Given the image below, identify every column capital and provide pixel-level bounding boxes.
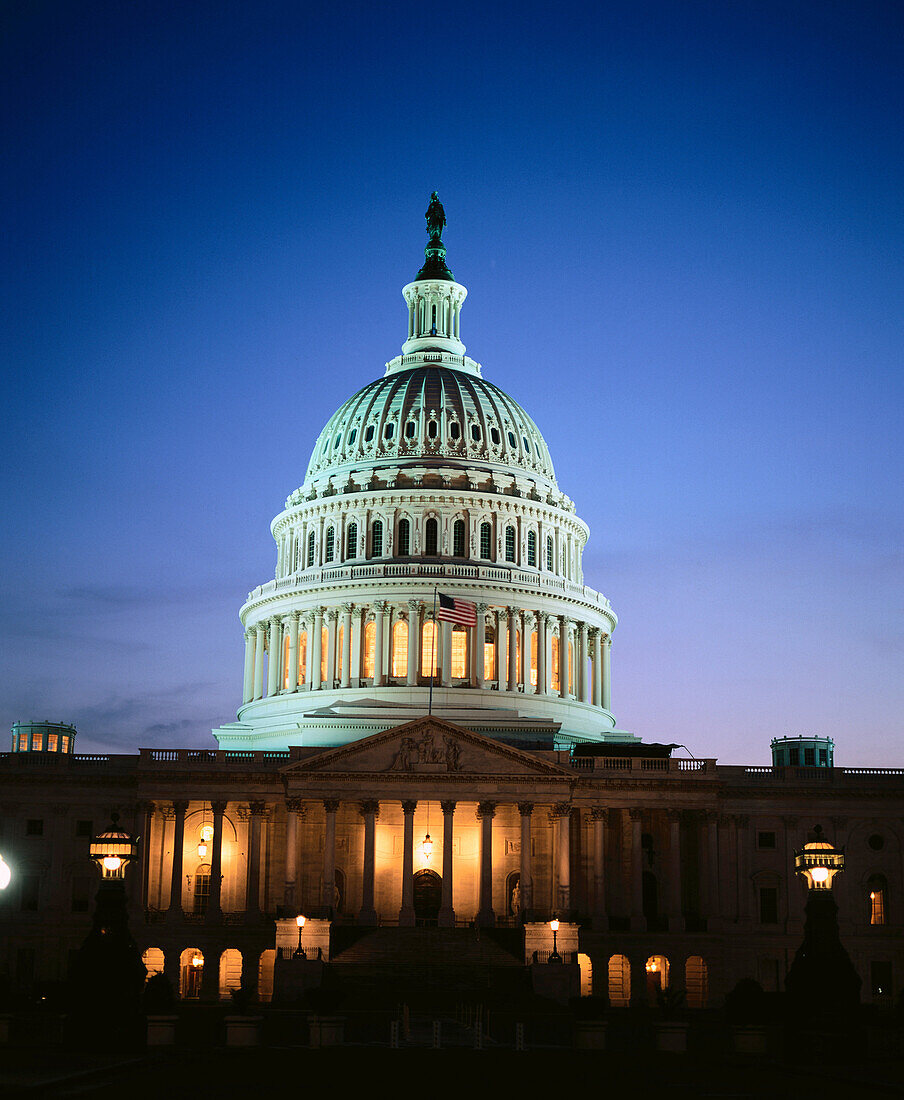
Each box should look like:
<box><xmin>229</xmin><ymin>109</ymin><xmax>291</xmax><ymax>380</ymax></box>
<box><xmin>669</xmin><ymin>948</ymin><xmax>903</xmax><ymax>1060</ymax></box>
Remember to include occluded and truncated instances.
<box><xmin>506</xmin><ymin>605</ymin><xmax>519</xmax><ymax>618</ymax></box>
<box><xmin>590</xmin><ymin>806</ymin><xmax>609</xmax><ymax>822</ymax></box>
<box><xmin>359</xmin><ymin>799</ymin><xmax>380</xmax><ymax>817</ymax></box>
<box><xmin>323</xmin><ymin>798</ymin><xmax>340</xmax><ymax>814</ymax></box>
<box><xmin>407</xmin><ymin>599</ymin><xmax>422</xmax><ymax>613</ymax></box>
<box><xmin>210</xmin><ymin>799</ymin><xmax>228</xmax><ymax>815</ymax></box>
<box><xmin>665</xmin><ymin>808</ymin><xmax>683</xmax><ymax>823</ymax></box>
<box><xmin>285</xmin><ymin>798</ymin><xmax>305</xmax><ymax>815</ymax></box>
<box><xmin>735</xmin><ymin>814</ymin><xmax>750</xmax><ymax>827</ymax></box>
<box><xmin>267</xmin><ymin>615</ymin><xmax>281</xmax><ymax>628</ymax></box>
<box><xmin>342</xmin><ymin>602</ymin><xmax>354</xmax><ymax>614</ymax></box>
<box><xmin>255</xmin><ymin>621</ymin><xmax>267</xmax><ymax>633</ymax></box>
<box><xmin>249</xmin><ymin>800</ymin><xmax>267</xmax><ymax>816</ymax></box>
<box><xmin>476</xmin><ymin>801</ymin><xmax>496</xmax><ymax>819</ymax></box>
<box><xmin>401</xmin><ymin>800</ymin><xmax>417</xmax><ymax>815</ymax></box>
<box><xmin>476</xmin><ymin>602</ymin><xmax>489</xmax><ymax>614</ymax></box>
<box><xmin>171</xmin><ymin>800</ymin><xmax>189</xmax><ymax>815</ymax></box>
<box><xmin>286</xmin><ymin>610</ymin><xmax>300</xmax><ymax>624</ymax></box>
<box><xmin>548</xmin><ymin>802</ymin><xmax>572</xmax><ymax>822</ymax></box>
<box><xmin>440</xmin><ymin>800</ymin><xmax>457</xmax><ymax>814</ymax></box>
<box><xmin>327</xmin><ymin>606</ymin><xmax>339</xmax><ymax>622</ymax></box>
<box><xmin>517</xmin><ymin>801</ymin><xmax>534</xmax><ymax>817</ymax></box>
<box><xmin>628</xmin><ymin>808</ymin><xmax>644</xmax><ymax>822</ymax></box>
<box><xmin>373</xmin><ymin>600</ymin><xmax>388</xmax><ymax>614</ymax></box>
<box><xmin>244</xmin><ymin>629</ymin><xmax>253</xmax><ymax>642</ymax></box>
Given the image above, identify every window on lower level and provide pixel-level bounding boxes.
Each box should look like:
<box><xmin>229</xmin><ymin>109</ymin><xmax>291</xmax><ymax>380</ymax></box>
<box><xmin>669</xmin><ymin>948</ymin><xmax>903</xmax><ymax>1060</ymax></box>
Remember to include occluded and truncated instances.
<box><xmin>505</xmin><ymin>526</ymin><xmax>516</xmax><ymax>563</ymax></box>
<box><xmin>398</xmin><ymin>518</ymin><xmax>410</xmax><ymax>556</ymax></box>
<box><xmin>75</xmin><ymin>820</ymin><xmax>93</xmax><ymax>838</ymax></box>
<box><xmin>453</xmin><ymin>520</ymin><xmax>465</xmax><ymax>558</ymax></box>
<box><xmin>371</xmin><ymin>520</ymin><xmax>383</xmax><ymax>558</ymax></box>
<box><xmin>20</xmin><ymin>875</ymin><xmax>39</xmax><ymax>911</ymax></box>
<box><xmin>26</xmin><ymin>819</ymin><xmax>43</xmax><ymax>836</ymax></box>
<box><xmin>757</xmin><ymin>831</ymin><xmax>776</xmax><ymax>850</ymax></box>
<box><xmin>71</xmin><ymin>876</ymin><xmax>92</xmax><ymax>913</ymax></box>
<box><xmin>527</xmin><ymin>531</ymin><xmax>537</xmax><ymax>567</ymax></box>
<box><xmin>868</xmin><ymin>875</ymin><xmax>887</xmax><ymax>925</ymax></box>
<box><xmin>759</xmin><ymin>886</ymin><xmax>779</xmax><ymax>925</ymax></box>
<box><xmin>480</xmin><ymin>522</ymin><xmax>492</xmax><ymax>559</ymax></box>
<box><xmin>871</xmin><ymin>961</ymin><xmax>892</xmax><ymax>998</ymax></box>
<box><xmin>425</xmin><ymin>518</ymin><xmax>438</xmax><ymax>556</ymax></box>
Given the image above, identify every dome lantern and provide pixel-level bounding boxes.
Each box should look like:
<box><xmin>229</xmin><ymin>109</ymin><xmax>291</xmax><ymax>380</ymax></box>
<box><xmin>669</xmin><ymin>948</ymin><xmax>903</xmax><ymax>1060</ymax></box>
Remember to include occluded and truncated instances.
<box><xmin>401</xmin><ymin>193</ymin><xmax>468</xmax><ymax>358</ymax></box>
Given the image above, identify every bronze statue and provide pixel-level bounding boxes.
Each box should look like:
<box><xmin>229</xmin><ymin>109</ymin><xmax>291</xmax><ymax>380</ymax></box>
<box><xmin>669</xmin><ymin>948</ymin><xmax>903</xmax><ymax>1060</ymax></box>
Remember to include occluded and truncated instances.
<box><xmin>425</xmin><ymin>191</ymin><xmax>446</xmax><ymax>240</ymax></box>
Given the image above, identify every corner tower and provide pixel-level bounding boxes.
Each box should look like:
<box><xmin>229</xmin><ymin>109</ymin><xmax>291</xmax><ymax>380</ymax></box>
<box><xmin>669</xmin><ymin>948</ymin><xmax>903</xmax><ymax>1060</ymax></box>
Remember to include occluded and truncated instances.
<box><xmin>213</xmin><ymin>197</ymin><xmax>633</xmax><ymax>752</ymax></box>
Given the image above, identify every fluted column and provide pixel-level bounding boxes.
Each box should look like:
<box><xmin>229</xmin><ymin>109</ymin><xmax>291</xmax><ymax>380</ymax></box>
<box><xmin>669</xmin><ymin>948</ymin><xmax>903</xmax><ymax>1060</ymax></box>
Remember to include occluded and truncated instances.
<box><xmin>536</xmin><ymin>614</ymin><xmax>548</xmax><ymax>694</ymax></box>
<box><xmin>551</xmin><ymin>803</ymin><xmax>571</xmax><ymax>913</ymax></box>
<box><xmin>477</xmin><ymin>802</ymin><xmax>496</xmax><ymax>926</ymax></box>
<box><xmin>506</xmin><ymin>608</ymin><xmax>518</xmax><ymax>691</ymax></box>
<box><xmin>325</xmin><ymin>608</ymin><xmax>338</xmax><ymax>687</ymax></box>
<box><xmin>311</xmin><ymin>608</ymin><xmax>324</xmax><ymax>690</ymax></box>
<box><xmin>558</xmin><ymin>618</ymin><xmax>571</xmax><ymax>699</ymax></box>
<box><xmin>439</xmin><ymin>800</ymin><xmax>456</xmax><ymax>927</ymax></box>
<box><xmin>340</xmin><ymin>604</ymin><xmax>352</xmax><ymax>687</ymax></box>
<box><xmin>242</xmin><ymin>630</ymin><xmax>255</xmax><ymax>703</ymax></box>
<box><xmin>373</xmin><ymin>601</ymin><xmax>386</xmax><ymax>686</ymax></box>
<box><xmin>205</xmin><ymin>800</ymin><xmax>227</xmax><ymax>922</ymax></box>
<box><xmin>302</xmin><ymin>614</ymin><xmax>313</xmax><ymax>689</ymax></box>
<box><xmin>283</xmin><ymin>798</ymin><xmax>303</xmax><ymax>909</ymax></box>
<box><xmin>601</xmin><ymin>634</ymin><xmax>612</xmax><ymax>711</ymax></box>
<box><xmin>267</xmin><ymin>617</ymin><xmax>281</xmax><ymax>697</ymax></box>
<box><xmin>253</xmin><ymin>624</ymin><xmax>266</xmax><ymax>700</ymax></box>
<box><xmin>440</xmin><ymin>620</ymin><xmax>452</xmax><ymax>686</ymax></box>
<box><xmin>473</xmin><ymin>603</ymin><xmax>488</xmax><ymax>687</ymax></box>
<box><xmin>736</xmin><ymin>814</ymin><xmax>752</xmax><ymax>928</ymax></box>
<box><xmin>286</xmin><ymin>612</ymin><xmax>300</xmax><ymax>692</ymax></box>
<box><xmin>578</xmin><ymin>623</ymin><xmax>589</xmax><ymax>703</ymax></box>
<box><xmin>590</xmin><ymin>627</ymin><xmax>602</xmax><ymax>707</ymax></box>
<box><xmin>628</xmin><ymin>809</ymin><xmax>645</xmax><ymax>931</ymax></box>
<box><xmin>321</xmin><ymin>799</ymin><xmax>339</xmax><ymax>912</ymax></box>
<box><xmin>701</xmin><ymin>811</ymin><xmax>720</xmax><ymax>930</ymax></box>
<box><xmin>518</xmin><ymin>802</ymin><xmax>533</xmax><ymax>918</ymax></box>
<box><xmin>521</xmin><ymin>611</ymin><xmax>532</xmax><ymax>692</ymax></box>
<box><xmin>351</xmin><ymin>607</ymin><xmax>365</xmax><ymax>684</ymax></box>
<box><xmin>399</xmin><ymin>800</ymin><xmax>417</xmax><ymax>926</ymax></box>
<box><xmin>406</xmin><ymin>601</ymin><xmax>421</xmax><ymax>685</ymax></box>
<box><xmin>359</xmin><ymin>800</ymin><xmax>379</xmax><ymax>925</ymax></box>
<box><xmin>166</xmin><ymin>800</ymin><xmax>188</xmax><ymax>918</ymax></box>
<box><xmin>666</xmin><ymin>809</ymin><xmax>684</xmax><ymax>931</ymax></box>
<box><xmin>591</xmin><ymin>807</ymin><xmax>608</xmax><ymax>930</ymax></box>
<box><xmin>245</xmin><ymin>801</ymin><xmax>265</xmax><ymax>920</ymax></box>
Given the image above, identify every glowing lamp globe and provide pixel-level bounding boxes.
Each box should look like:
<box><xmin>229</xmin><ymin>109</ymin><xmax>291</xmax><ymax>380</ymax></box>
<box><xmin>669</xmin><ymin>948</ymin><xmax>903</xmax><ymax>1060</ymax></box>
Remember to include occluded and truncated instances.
<box><xmin>0</xmin><ymin>853</ymin><xmax>11</xmax><ymax>890</ymax></box>
<box><xmin>88</xmin><ymin>813</ymin><xmax>139</xmax><ymax>880</ymax></box>
<box><xmin>794</xmin><ymin>824</ymin><xmax>844</xmax><ymax>891</ymax></box>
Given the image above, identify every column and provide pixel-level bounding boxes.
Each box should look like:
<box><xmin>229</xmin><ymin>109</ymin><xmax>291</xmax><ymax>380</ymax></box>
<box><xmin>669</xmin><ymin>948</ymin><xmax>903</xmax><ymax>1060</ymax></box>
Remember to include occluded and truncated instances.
<box><xmin>536</xmin><ymin>614</ymin><xmax>548</xmax><ymax>695</ymax></box>
<box><xmin>473</xmin><ymin>603</ymin><xmax>488</xmax><ymax>688</ymax></box>
<box><xmin>242</xmin><ymin>631</ymin><xmax>255</xmax><ymax>703</ymax></box>
<box><xmin>628</xmin><ymin>809</ymin><xmax>645</xmax><ymax>931</ymax></box>
<box><xmin>578</xmin><ymin>623</ymin><xmax>590</xmax><ymax>704</ymax></box>
<box><xmin>666</xmin><ymin>809</ymin><xmax>684</xmax><ymax>931</ymax></box>
<box><xmin>591</xmin><ymin>807</ymin><xmax>608</xmax><ymax>930</ymax></box>
<box><xmin>302</xmin><ymin>614</ymin><xmax>314</xmax><ymax>689</ymax></box>
<box><xmin>311</xmin><ymin>608</ymin><xmax>324</xmax><ymax>690</ymax></box>
<box><xmin>590</xmin><ymin>627</ymin><xmax>602</xmax><ymax>708</ymax></box>
<box><xmin>736</xmin><ymin>815</ymin><xmax>752</xmax><ymax>928</ymax></box>
<box><xmin>285</xmin><ymin>612</ymin><xmax>300</xmax><ymax>692</ymax></box>
<box><xmin>440</xmin><ymin>620</ymin><xmax>452</xmax><ymax>686</ymax></box>
<box><xmin>558</xmin><ymin>618</ymin><xmax>571</xmax><ymax>699</ymax></box>
<box><xmin>138</xmin><ymin>802</ymin><xmax>155</xmax><ymax>910</ymax></box>
<box><xmin>521</xmin><ymin>611</ymin><xmax>532</xmax><ymax>692</ymax></box>
<box><xmin>507</xmin><ymin>608</ymin><xmax>518</xmax><ymax>692</ymax></box>
<box><xmin>253</xmin><ymin>623</ymin><xmax>266</xmax><ymax>700</ymax></box>
<box><xmin>245</xmin><ymin>801</ymin><xmax>265</xmax><ymax>921</ymax></box>
<box><xmin>325</xmin><ymin>608</ymin><xmax>338</xmax><ymax>687</ymax></box>
<box><xmin>266</xmin><ymin>617</ymin><xmax>281</xmax><ymax>697</ymax></box>
<box><xmin>359</xmin><ymin>800</ymin><xmax>379</xmax><ymax>925</ymax></box>
<box><xmin>476</xmin><ymin>802</ymin><xmax>496</xmax><ymax>926</ymax></box>
<box><xmin>399</xmin><ymin>800</ymin><xmax>416</xmax><ymax>926</ymax></box>
<box><xmin>493</xmin><ymin>608</ymin><xmax>505</xmax><ymax>690</ymax></box>
<box><xmin>340</xmin><ymin>604</ymin><xmax>352</xmax><ymax>688</ymax></box>
<box><xmin>601</xmin><ymin>634</ymin><xmax>612</xmax><ymax>711</ymax></box>
<box><xmin>206</xmin><ymin>800</ymin><xmax>227</xmax><ymax>922</ymax></box>
<box><xmin>284</xmin><ymin>798</ymin><xmax>303</xmax><ymax>909</ymax></box>
<box><xmin>372</xmin><ymin>601</ymin><xmax>386</xmax><ymax>686</ymax></box>
<box><xmin>406</xmin><ymin>601</ymin><xmax>421</xmax><ymax>685</ymax></box>
<box><xmin>518</xmin><ymin>802</ymin><xmax>533</xmax><ymax>918</ymax></box>
<box><xmin>700</xmin><ymin>811</ymin><xmax>720</xmax><ymax>931</ymax></box>
<box><xmin>166</xmin><ymin>800</ymin><xmax>188</xmax><ymax>918</ymax></box>
<box><xmin>439</xmin><ymin>800</ymin><xmax>456</xmax><ymax>927</ymax></box>
<box><xmin>551</xmin><ymin>803</ymin><xmax>571</xmax><ymax>913</ymax></box>
<box><xmin>321</xmin><ymin>799</ymin><xmax>339</xmax><ymax>913</ymax></box>
<box><xmin>351</xmin><ymin>607</ymin><xmax>365</xmax><ymax>684</ymax></box>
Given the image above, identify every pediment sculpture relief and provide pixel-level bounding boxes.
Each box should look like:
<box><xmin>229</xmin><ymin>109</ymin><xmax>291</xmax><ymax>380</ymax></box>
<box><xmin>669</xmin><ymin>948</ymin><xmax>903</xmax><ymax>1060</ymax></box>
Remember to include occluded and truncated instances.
<box><xmin>389</xmin><ymin>730</ymin><xmax>463</xmax><ymax>772</ymax></box>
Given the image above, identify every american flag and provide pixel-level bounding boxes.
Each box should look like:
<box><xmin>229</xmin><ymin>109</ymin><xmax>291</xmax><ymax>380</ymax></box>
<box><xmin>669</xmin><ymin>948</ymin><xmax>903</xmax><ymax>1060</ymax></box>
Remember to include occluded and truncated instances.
<box><xmin>436</xmin><ymin>592</ymin><xmax>477</xmax><ymax>627</ymax></box>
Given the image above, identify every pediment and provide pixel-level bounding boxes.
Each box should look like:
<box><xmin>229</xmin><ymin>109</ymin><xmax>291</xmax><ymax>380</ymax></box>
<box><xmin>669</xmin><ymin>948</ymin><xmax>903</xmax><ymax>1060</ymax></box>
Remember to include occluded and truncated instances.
<box><xmin>282</xmin><ymin>716</ymin><xmax>571</xmax><ymax>778</ymax></box>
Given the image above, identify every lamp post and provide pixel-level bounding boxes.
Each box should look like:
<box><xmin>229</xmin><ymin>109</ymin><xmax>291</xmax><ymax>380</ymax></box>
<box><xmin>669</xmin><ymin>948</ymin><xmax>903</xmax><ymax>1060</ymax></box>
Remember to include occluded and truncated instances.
<box><xmin>786</xmin><ymin>824</ymin><xmax>860</xmax><ymax>1018</ymax></box>
<box><xmin>549</xmin><ymin>917</ymin><xmax>561</xmax><ymax>963</ymax></box>
<box><xmin>294</xmin><ymin>914</ymin><xmax>306</xmax><ymax>958</ymax></box>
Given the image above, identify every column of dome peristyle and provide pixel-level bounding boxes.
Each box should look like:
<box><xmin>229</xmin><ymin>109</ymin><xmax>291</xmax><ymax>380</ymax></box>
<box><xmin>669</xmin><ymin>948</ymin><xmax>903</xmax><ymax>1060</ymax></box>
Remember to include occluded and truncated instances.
<box><xmin>400</xmin><ymin>279</ymin><xmax>468</xmax><ymax>357</ymax></box>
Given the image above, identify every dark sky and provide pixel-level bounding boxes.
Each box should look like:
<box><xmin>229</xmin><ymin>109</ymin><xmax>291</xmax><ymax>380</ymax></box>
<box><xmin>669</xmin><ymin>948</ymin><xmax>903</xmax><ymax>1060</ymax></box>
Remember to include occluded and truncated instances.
<box><xmin>2</xmin><ymin>0</ymin><xmax>902</xmax><ymax>763</ymax></box>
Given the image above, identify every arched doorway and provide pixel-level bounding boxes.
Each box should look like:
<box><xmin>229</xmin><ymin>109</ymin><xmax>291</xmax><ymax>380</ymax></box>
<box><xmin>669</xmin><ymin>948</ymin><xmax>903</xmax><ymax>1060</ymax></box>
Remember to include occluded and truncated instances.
<box><xmin>413</xmin><ymin>869</ymin><xmax>442</xmax><ymax>925</ymax></box>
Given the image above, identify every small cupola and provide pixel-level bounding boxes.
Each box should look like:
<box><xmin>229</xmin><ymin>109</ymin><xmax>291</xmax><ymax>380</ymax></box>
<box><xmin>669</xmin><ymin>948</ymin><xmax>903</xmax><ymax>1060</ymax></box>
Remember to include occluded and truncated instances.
<box><xmin>401</xmin><ymin>193</ymin><xmax>467</xmax><ymax>355</ymax></box>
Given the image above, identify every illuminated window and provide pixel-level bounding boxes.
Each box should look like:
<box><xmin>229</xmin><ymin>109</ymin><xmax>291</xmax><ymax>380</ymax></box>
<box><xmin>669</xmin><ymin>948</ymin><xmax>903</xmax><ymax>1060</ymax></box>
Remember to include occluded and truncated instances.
<box><xmin>530</xmin><ymin>630</ymin><xmax>537</xmax><ymax>687</ymax></box>
<box><xmin>371</xmin><ymin>520</ymin><xmax>383</xmax><ymax>557</ymax></box>
<box><xmin>283</xmin><ymin>633</ymin><xmax>291</xmax><ymax>688</ymax></box>
<box><xmin>645</xmin><ymin>955</ymin><xmax>670</xmax><ymax>994</ymax></box>
<box><xmin>392</xmin><ymin>620</ymin><xmax>408</xmax><ymax>678</ymax></box>
<box><xmin>608</xmin><ymin>955</ymin><xmax>631</xmax><ymax>1008</ymax></box>
<box><xmin>324</xmin><ymin>527</ymin><xmax>335</xmax><ymax>562</ymax></box>
<box><xmin>321</xmin><ymin>626</ymin><xmax>328</xmax><ymax>683</ymax></box>
<box><xmin>505</xmin><ymin>526</ymin><xmax>516</xmax><ymax>563</ymax></box>
<box><xmin>17</xmin><ymin>733</ymin><xmax>27</xmax><ymax>751</ymax></box>
<box><xmin>480</xmin><ymin>522</ymin><xmax>492</xmax><ymax>559</ymax></box>
<box><xmin>307</xmin><ymin>531</ymin><xmax>315</xmax><ymax>568</ymax></box>
<box><xmin>61</xmin><ymin>735</ymin><xmax>70</xmax><ymax>752</ymax></box>
<box><xmin>551</xmin><ymin>634</ymin><xmax>560</xmax><ymax>692</ymax></box>
<box><xmin>453</xmin><ymin>519</ymin><xmax>465</xmax><ymax>557</ymax></box>
<box><xmin>868</xmin><ymin>875</ymin><xmax>887</xmax><ymax>925</ymax></box>
<box><xmin>483</xmin><ymin>624</ymin><xmax>496</xmax><ymax>681</ymax></box>
<box><xmin>346</xmin><ymin>522</ymin><xmax>357</xmax><ymax>559</ymax></box>
<box><xmin>516</xmin><ymin>629</ymin><xmax>522</xmax><ymax>684</ymax></box>
<box><xmin>47</xmin><ymin>733</ymin><xmax>58</xmax><ymax>752</ymax></box>
<box><xmin>421</xmin><ymin>621</ymin><xmax>437</xmax><ymax>677</ymax></box>
<box><xmin>527</xmin><ymin>531</ymin><xmax>536</xmax><ymax>567</ymax></box>
<box><xmin>546</xmin><ymin>535</ymin><xmax>553</xmax><ymax>571</ymax></box>
<box><xmin>193</xmin><ymin>865</ymin><xmax>211</xmax><ymax>915</ymax></box>
<box><xmin>337</xmin><ymin>625</ymin><xmax>344</xmax><ymax>681</ymax></box>
<box><xmin>685</xmin><ymin>956</ymin><xmax>709</xmax><ymax>1009</ymax></box>
<box><xmin>451</xmin><ymin>626</ymin><xmax>467</xmax><ymax>679</ymax></box>
<box><xmin>398</xmin><ymin>518</ymin><xmax>410</xmax><ymax>556</ymax></box>
<box><xmin>32</xmin><ymin>732</ymin><xmax>43</xmax><ymax>751</ymax></box>
<box><xmin>298</xmin><ymin>631</ymin><xmax>307</xmax><ymax>683</ymax></box>
<box><xmin>425</xmin><ymin>518</ymin><xmax>438</xmax><ymax>556</ymax></box>
<box><xmin>363</xmin><ymin>622</ymin><xmax>375</xmax><ymax>679</ymax></box>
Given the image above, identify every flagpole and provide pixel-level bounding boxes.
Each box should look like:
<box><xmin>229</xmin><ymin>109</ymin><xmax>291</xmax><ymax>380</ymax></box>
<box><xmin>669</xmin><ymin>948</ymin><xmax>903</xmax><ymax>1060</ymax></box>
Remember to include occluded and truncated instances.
<box><xmin>428</xmin><ymin>585</ymin><xmax>438</xmax><ymax>716</ymax></box>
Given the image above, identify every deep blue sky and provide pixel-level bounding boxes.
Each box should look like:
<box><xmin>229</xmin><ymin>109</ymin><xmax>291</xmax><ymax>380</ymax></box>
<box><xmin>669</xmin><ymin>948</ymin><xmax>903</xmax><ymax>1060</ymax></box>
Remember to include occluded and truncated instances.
<box><xmin>2</xmin><ymin>0</ymin><xmax>902</xmax><ymax>763</ymax></box>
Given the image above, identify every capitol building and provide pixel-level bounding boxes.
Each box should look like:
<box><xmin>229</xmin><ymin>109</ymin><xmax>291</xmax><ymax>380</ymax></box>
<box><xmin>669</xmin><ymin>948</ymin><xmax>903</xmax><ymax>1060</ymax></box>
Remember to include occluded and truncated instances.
<box><xmin>2</xmin><ymin>199</ymin><xmax>901</xmax><ymax>1014</ymax></box>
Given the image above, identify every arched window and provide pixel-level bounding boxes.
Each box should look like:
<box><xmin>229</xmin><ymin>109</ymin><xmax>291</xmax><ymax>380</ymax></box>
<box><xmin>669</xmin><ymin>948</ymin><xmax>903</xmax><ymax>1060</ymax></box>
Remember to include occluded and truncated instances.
<box><xmin>398</xmin><ymin>518</ymin><xmax>410</xmax><ymax>556</ymax></box>
<box><xmin>384</xmin><ymin>422</ymin><xmax>394</xmax><ymax>439</ymax></box>
<box><xmin>142</xmin><ymin>948</ymin><xmax>165</xmax><ymax>979</ymax></box>
<box><xmin>392</xmin><ymin>620</ymin><xmax>408</xmax><ymax>679</ymax></box>
<box><xmin>324</xmin><ymin>526</ymin><xmax>335</xmax><ymax>562</ymax></box>
<box><xmin>449</xmin><ymin>421</ymin><xmax>461</xmax><ymax>440</ymax></box>
<box><xmin>307</xmin><ymin>530</ymin><xmax>315</xmax><ymax>568</ymax></box>
<box><xmin>451</xmin><ymin>626</ymin><xmax>467</xmax><ymax>679</ymax></box>
<box><xmin>868</xmin><ymin>875</ymin><xmax>887</xmax><ymax>925</ymax></box>
<box><xmin>578</xmin><ymin>953</ymin><xmax>593</xmax><ymax>998</ymax></box>
<box><xmin>363</xmin><ymin>621</ymin><xmax>375</xmax><ymax>679</ymax></box>
<box><xmin>645</xmin><ymin>955</ymin><xmax>669</xmax><ymax>996</ymax></box>
<box><xmin>346</xmin><ymin>522</ymin><xmax>357</xmax><ymax>560</ymax></box>
<box><xmin>483</xmin><ymin>623</ymin><xmax>496</xmax><ymax>682</ymax></box>
<box><xmin>180</xmin><ymin>948</ymin><xmax>204</xmax><ymax>999</ymax></box>
<box><xmin>219</xmin><ymin>949</ymin><xmax>242</xmax><ymax>998</ymax></box>
<box><xmin>427</xmin><ymin>419</ymin><xmax>438</xmax><ymax>439</ymax></box>
<box><xmin>421</xmin><ymin>620</ymin><xmax>437</xmax><ymax>676</ymax></box>
<box><xmin>685</xmin><ymin>956</ymin><xmax>709</xmax><ymax>1009</ymax></box>
<box><xmin>480</xmin><ymin>522</ymin><xmax>492</xmax><ymax>559</ymax></box>
<box><xmin>425</xmin><ymin>517</ymin><xmax>438</xmax><ymax>556</ymax></box>
<box><xmin>294</xmin><ymin>541</ymin><xmax>301</xmax><ymax>571</ymax></box>
<box><xmin>371</xmin><ymin>520</ymin><xmax>383</xmax><ymax>558</ymax></box>
<box><xmin>405</xmin><ymin>420</ymin><xmax>416</xmax><ymax>439</ymax></box>
<box><xmin>527</xmin><ymin>530</ymin><xmax>537</xmax><ymax>567</ymax></box>
<box><xmin>453</xmin><ymin>519</ymin><xmax>465</xmax><ymax>557</ymax></box>
<box><xmin>505</xmin><ymin>525</ymin><xmax>516</xmax><ymax>563</ymax></box>
<box><xmin>546</xmin><ymin>535</ymin><xmax>553</xmax><ymax>571</ymax></box>
<box><xmin>298</xmin><ymin>630</ymin><xmax>307</xmax><ymax>684</ymax></box>
<box><xmin>608</xmin><ymin>955</ymin><xmax>631</xmax><ymax>1008</ymax></box>
<box><xmin>321</xmin><ymin>626</ymin><xmax>328</xmax><ymax>684</ymax></box>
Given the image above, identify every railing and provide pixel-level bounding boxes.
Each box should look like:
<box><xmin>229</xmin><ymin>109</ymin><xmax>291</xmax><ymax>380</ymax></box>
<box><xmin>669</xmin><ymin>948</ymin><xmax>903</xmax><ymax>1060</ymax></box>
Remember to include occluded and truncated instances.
<box><xmin>570</xmin><ymin>757</ymin><xmax>715</xmax><ymax>774</ymax></box>
<box><xmin>278</xmin><ymin>946</ymin><xmax>324</xmax><ymax>960</ymax></box>
<box><xmin>531</xmin><ymin>950</ymin><xmax>576</xmax><ymax>964</ymax></box>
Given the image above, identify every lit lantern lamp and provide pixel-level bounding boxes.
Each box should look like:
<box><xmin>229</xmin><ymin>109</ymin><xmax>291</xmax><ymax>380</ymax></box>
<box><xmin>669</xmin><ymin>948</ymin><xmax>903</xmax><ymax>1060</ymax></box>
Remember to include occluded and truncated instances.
<box><xmin>88</xmin><ymin>813</ymin><xmax>139</xmax><ymax>880</ymax></box>
<box><xmin>294</xmin><ymin>914</ymin><xmax>307</xmax><ymax>958</ymax></box>
<box><xmin>197</xmin><ymin>824</ymin><xmax>214</xmax><ymax>860</ymax></box>
<box><xmin>549</xmin><ymin>917</ymin><xmax>561</xmax><ymax>963</ymax></box>
<box><xmin>420</xmin><ymin>832</ymin><xmax>434</xmax><ymax>863</ymax></box>
<box><xmin>794</xmin><ymin>824</ymin><xmax>844</xmax><ymax>891</ymax></box>
<box><xmin>0</xmin><ymin>852</ymin><xmax>11</xmax><ymax>891</ymax></box>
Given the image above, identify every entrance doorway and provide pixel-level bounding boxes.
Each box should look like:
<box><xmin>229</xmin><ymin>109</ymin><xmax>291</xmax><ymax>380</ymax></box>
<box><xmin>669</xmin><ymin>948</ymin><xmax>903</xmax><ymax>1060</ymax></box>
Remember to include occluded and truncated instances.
<box><xmin>413</xmin><ymin>869</ymin><xmax>442</xmax><ymax>925</ymax></box>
